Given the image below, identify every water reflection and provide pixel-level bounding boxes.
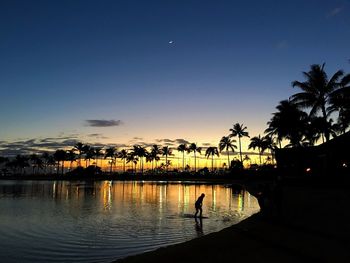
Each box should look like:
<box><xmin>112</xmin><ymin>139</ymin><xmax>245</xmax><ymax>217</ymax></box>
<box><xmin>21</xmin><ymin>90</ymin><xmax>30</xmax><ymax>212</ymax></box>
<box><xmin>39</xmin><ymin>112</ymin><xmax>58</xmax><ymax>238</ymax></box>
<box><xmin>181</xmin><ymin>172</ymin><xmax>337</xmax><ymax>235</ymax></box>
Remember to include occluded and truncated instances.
<box><xmin>194</xmin><ymin>217</ymin><xmax>204</xmax><ymax>237</ymax></box>
<box><xmin>0</xmin><ymin>180</ymin><xmax>259</xmax><ymax>263</ymax></box>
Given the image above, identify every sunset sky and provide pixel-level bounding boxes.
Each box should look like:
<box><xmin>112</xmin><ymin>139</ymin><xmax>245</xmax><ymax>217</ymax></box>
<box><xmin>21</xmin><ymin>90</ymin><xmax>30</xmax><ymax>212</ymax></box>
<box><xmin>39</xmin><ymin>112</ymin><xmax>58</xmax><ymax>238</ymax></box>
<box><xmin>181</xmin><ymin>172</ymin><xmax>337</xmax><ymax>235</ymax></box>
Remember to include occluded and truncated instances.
<box><xmin>1</xmin><ymin>0</ymin><xmax>349</xmax><ymax>157</ymax></box>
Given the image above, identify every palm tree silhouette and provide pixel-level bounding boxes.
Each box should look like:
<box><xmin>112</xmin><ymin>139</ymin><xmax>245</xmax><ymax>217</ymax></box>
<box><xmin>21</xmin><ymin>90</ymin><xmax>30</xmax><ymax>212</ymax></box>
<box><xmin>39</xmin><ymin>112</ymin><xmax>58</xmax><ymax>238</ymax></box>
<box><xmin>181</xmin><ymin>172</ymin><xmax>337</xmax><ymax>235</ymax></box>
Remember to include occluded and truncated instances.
<box><xmin>93</xmin><ymin>147</ymin><xmax>103</xmax><ymax>168</ymax></box>
<box><xmin>265</xmin><ymin>100</ymin><xmax>308</xmax><ymax>147</ymax></box>
<box><xmin>132</xmin><ymin>145</ymin><xmax>147</xmax><ymax>173</ymax></box>
<box><xmin>53</xmin><ymin>150</ymin><xmax>67</xmax><ymax>175</ymax></box>
<box><xmin>42</xmin><ymin>153</ymin><xmax>55</xmax><ymax>174</ymax></box>
<box><xmin>291</xmin><ymin>63</ymin><xmax>344</xmax><ymax>141</ymax></box>
<box><xmin>150</xmin><ymin>145</ymin><xmax>162</xmax><ymax>170</ymax></box>
<box><xmin>14</xmin><ymin>155</ymin><xmax>29</xmax><ymax>175</ymax></box>
<box><xmin>187</xmin><ymin>143</ymin><xmax>202</xmax><ymax>172</ymax></box>
<box><xmin>329</xmin><ymin>73</ymin><xmax>350</xmax><ymax>134</ymax></box>
<box><xmin>177</xmin><ymin>144</ymin><xmax>188</xmax><ymax>171</ymax></box>
<box><xmin>205</xmin><ymin>146</ymin><xmax>219</xmax><ymax>172</ymax></box>
<box><xmin>248</xmin><ymin>135</ymin><xmax>265</xmax><ymax>165</ymax></box>
<box><xmin>126</xmin><ymin>152</ymin><xmax>138</xmax><ymax>173</ymax></box>
<box><xmin>219</xmin><ymin>136</ymin><xmax>237</xmax><ymax>169</ymax></box>
<box><xmin>84</xmin><ymin>146</ymin><xmax>94</xmax><ymax>168</ymax></box>
<box><xmin>104</xmin><ymin>146</ymin><xmax>118</xmax><ymax>173</ymax></box>
<box><xmin>261</xmin><ymin>135</ymin><xmax>276</xmax><ymax>163</ymax></box>
<box><xmin>162</xmin><ymin>146</ymin><xmax>173</xmax><ymax>172</ymax></box>
<box><xmin>229</xmin><ymin>123</ymin><xmax>249</xmax><ymax>163</ymax></box>
<box><xmin>119</xmin><ymin>149</ymin><xmax>128</xmax><ymax>173</ymax></box>
<box><xmin>29</xmin><ymin>154</ymin><xmax>42</xmax><ymax>174</ymax></box>
<box><xmin>66</xmin><ymin>149</ymin><xmax>77</xmax><ymax>171</ymax></box>
<box><xmin>74</xmin><ymin>142</ymin><xmax>85</xmax><ymax>167</ymax></box>
<box><xmin>145</xmin><ymin>152</ymin><xmax>154</xmax><ymax>171</ymax></box>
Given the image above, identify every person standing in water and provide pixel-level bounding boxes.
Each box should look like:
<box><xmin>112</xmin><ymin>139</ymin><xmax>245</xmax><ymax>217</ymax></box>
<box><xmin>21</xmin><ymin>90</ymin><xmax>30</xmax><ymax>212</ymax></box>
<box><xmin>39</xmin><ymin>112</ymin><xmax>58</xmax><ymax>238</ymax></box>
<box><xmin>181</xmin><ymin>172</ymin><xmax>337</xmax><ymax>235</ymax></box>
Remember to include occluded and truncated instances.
<box><xmin>194</xmin><ymin>193</ymin><xmax>205</xmax><ymax>218</ymax></box>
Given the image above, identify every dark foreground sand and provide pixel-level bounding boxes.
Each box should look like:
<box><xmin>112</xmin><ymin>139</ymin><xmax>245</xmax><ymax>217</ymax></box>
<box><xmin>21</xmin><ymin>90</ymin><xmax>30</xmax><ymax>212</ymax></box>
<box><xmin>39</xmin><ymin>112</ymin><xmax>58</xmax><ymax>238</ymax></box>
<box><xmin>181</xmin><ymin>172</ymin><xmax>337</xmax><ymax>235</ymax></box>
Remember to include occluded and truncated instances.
<box><xmin>115</xmin><ymin>181</ymin><xmax>350</xmax><ymax>263</ymax></box>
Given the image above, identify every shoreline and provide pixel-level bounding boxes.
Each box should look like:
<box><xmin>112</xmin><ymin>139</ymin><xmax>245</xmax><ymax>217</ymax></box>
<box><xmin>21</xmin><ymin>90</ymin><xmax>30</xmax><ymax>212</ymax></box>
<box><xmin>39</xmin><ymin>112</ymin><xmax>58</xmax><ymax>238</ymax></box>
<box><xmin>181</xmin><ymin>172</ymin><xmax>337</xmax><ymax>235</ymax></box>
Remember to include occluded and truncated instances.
<box><xmin>114</xmin><ymin>181</ymin><xmax>350</xmax><ymax>262</ymax></box>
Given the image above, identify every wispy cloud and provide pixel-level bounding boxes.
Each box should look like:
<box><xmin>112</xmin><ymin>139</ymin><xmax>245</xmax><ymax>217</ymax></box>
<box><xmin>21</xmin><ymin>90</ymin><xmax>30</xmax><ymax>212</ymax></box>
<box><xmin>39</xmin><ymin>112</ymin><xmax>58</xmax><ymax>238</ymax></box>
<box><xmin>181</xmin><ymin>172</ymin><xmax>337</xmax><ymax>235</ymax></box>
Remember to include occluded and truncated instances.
<box><xmin>0</xmin><ymin>137</ymin><xmax>80</xmax><ymax>156</ymax></box>
<box><xmin>0</xmin><ymin>136</ymin><xmax>131</xmax><ymax>157</ymax></box>
<box><xmin>85</xmin><ymin>119</ymin><xmax>123</xmax><ymax>127</ymax></box>
<box><xmin>87</xmin><ymin>133</ymin><xmax>109</xmax><ymax>139</ymax></box>
<box><xmin>327</xmin><ymin>7</ymin><xmax>343</xmax><ymax>17</ymax></box>
<box><xmin>175</xmin><ymin>139</ymin><xmax>190</xmax><ymax>145</ymax></box>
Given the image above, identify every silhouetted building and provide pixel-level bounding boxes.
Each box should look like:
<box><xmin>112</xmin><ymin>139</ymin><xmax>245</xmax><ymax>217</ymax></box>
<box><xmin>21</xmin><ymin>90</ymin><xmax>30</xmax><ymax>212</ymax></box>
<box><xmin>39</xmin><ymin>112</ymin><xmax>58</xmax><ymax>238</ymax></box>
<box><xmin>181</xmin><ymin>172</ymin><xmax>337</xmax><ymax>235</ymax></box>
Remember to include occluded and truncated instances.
<box><xmin>275</xmin><ymin>131</ymin><xmax>350</xmax><ymax>177</ymax></box>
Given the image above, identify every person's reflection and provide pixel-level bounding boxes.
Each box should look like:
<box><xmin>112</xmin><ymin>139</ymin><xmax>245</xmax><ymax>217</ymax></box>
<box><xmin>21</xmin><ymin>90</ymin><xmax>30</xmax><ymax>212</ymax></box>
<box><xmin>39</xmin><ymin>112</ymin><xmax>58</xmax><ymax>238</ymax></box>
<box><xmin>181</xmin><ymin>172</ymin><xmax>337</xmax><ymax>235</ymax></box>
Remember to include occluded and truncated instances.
<box><xmin>195</xmin><ymin>217</ymin><xmax>204</xmax><ymax>237</ymax></box>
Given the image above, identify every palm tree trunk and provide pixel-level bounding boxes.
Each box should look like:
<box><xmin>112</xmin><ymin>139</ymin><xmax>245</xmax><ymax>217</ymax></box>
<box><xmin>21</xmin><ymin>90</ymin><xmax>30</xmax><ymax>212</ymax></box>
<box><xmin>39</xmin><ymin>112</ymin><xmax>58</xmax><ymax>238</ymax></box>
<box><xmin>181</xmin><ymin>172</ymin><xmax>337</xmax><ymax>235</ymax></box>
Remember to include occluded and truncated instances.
<box><xmin>165</xmin><ymin>154</ymin><xmax>168</xmax><ymax>172</ymax></box>
<box><xmin>239</xmin><ymin>137</ymin><xmax>243</xmax><ymax>163</ymax></box>
<box><xmin>259</xmin><ymin>148</ymin><xmax>262</xmax><ymax>165</ymax></box>
<box><xmin>321</xmin><ymin>106</ymin><xmax>330</xmax><ymax>142</ymax></box>
<box><xmin>194</xmin><ymin>152</ymin><xmax>196</xmax><ymax>172</ymax></box>
<box><xmin>227</xmin><ymin>149</ymin><xmax>230</xmax><ymax>169</ymax></box>
<box><xmin>123</xmin><ymin>159</ymin><xmax>126</xmax><ymax>173</ymax></box>
<box><xmin>141</xmin><ymin>158</ymin><xmax>144</xmax><ymax>174</ymax></box>
<box><xmin>211</xmin><ymin>155</ymin><xmax>214</xmax><ymax>172</ymax></box>
<box><xmin>182</xmin><ymin>152</ymin><xmax>185</xmax><ymax>171</ymax></box>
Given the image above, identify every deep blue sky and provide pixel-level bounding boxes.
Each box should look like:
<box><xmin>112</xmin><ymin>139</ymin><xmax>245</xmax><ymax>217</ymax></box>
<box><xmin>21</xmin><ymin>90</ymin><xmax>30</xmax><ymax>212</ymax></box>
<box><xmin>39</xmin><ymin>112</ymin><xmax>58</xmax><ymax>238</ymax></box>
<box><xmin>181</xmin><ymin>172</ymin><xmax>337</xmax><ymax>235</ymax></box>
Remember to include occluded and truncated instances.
<box><xmin>0</xmin><ymin>0</ymin><xmax>349</xmax><ymax>154</ymax></box>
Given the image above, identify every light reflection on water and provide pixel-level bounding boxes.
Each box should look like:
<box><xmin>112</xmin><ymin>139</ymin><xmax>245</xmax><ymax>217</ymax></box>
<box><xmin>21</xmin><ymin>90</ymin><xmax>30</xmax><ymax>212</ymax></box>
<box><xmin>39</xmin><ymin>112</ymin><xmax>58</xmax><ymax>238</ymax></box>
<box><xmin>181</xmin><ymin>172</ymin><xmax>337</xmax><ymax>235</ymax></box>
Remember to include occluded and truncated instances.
<box><xmin>0</xmin><ymin>180</ymin><xmax>259</xmax><ymax>263</ymax></box>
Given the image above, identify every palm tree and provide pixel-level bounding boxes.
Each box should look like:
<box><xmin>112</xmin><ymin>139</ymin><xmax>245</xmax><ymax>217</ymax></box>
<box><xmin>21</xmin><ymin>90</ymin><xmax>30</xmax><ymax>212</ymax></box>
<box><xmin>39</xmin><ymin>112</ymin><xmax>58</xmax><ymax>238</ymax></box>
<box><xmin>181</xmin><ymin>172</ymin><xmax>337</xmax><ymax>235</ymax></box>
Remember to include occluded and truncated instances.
<box><xmin>118</xmin><ymin>149</ymin><xmax>128</xmax><ymax>173</ymax></box>
<box><xmin>53</xmin><ymin>150</ymin><xmax>67</xmax><ymax>175</ymax></box>
<box><xmin>187</xmin><ymin>143</ymin><xmax>202</xmax><ymax>172</ymax></box>
<box><xmin>301</xmin><ymin>116</ymin><xmax>323</xmax><ymax>145</ymax></box>
<box><xmin>41</xmin><ymin>152</ymin><xmax>50</xmax><ymax>174</ymax></box>
<box><xmin>132</xmin><ymin>145</ymin><xmax>147</xmax><ymax>173</ymax></box>
<box><xmin>42</xmin><ymin>153</ymin><xmax>55</xmax><ymax>174</ymax></box>
<box><xmin>66</xmin><ymin>149</ymin><xmax>77</xmax><ymax>170</ymax></box>
<box><xmin>265</xmin><ymin>100</ymin><xmax>308</xmax><ymax>147</ymax></box>
<box><xmin>84</xmin><ymin>146</ymin><xmax>94</xmax><ymax>168</ymax></box>
<box><xmin>248</xmin><ymin>135</ymin><xmax>266</xmax><ymax>165</ymax></box>
<box><xmin>218</xmin><ymin>136</ymin><xmax>237</xmax><ymax>169</ymax></box>
<box><xmin>29</xmin><ymin>154</ymin><xmax>40</xmax><ymax>174</ymax></box>
<box><xmin>126</xmin><ymin>152</ymin><xmax>138</xmax><ymax>173</ymax></box>
<box><xmin>162</xmin><ymin>146</ymin><xmax>173</xmax><ymax>172</ymax></box>
<box><xmin>150</xmin><ymin>145</ymin><xmax>162</xmax><ymax>170</ymax></box>
<box><xmin>145</xmin><ymin>152</ymin><xmax>154</xmax><ymax>171</ymax></box>
<box><xmin>205</xmin><ymin>147</ymin><xmax>219</xmax><ymax>172</ymax></box>
<box><xmin>262</xmin><ymin>135</ymin><xmax>277</xmax><ymax>163</ymax></box>
<box><xmin>329</xmin><ymin>73</ymin><xmax>350</xmax><ymax>134</ymax></box>
<box><xmin>74</xmin><ymin>142</ymin><xmax>85</xmax><ymax>167</ymax></box>
<box><xmin>104</xmin><ymin>147</ymin><xmax>118</xmax><ymax>174</ymax></box>
<box><xmin>291</xmin><ymin>63</ymin><xmax>344</xmax><ymax>141</ymax></box>
<box><xmin>93</xmin><ymin>147</ymin><xmax>103</xmax><ymax>168</ymax></box>
<box><xmin>229</xmin><ymin>123</ymin><xmax>249</xmax><ymax>163</ymax></box>
<box><xmin>177</xmin><ymin>143</ymin><xmax>188</xmax><ymax>171</ymax></box>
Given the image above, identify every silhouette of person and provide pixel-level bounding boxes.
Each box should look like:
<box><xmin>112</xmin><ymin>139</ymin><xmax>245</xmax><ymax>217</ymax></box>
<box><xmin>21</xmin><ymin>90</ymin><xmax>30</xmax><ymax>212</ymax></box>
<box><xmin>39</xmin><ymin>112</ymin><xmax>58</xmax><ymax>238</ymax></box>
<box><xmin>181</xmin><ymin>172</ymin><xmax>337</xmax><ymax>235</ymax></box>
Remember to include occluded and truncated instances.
<box><xmin>194</xmin><ymin>193</ymin><xmax>205</xmax><ymax>218</ymax></box>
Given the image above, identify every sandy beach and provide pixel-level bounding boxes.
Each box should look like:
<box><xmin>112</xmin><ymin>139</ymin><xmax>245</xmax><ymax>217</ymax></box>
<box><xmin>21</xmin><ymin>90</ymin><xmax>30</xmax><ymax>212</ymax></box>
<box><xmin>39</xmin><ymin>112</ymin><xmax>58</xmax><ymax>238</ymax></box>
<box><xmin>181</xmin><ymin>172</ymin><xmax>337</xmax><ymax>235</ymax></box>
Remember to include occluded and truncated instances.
<box><xmin>115</xmin><ymin>179</ymin><xmax>350</xmax><ymax>262</ymax></box>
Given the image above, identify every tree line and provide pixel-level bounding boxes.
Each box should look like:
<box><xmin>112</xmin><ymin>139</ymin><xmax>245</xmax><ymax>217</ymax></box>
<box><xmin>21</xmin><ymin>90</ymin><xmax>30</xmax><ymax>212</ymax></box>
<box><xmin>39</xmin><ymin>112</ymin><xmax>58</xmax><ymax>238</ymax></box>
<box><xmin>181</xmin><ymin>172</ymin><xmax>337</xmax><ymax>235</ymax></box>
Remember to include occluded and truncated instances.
<box><xmin>0</xmin><ymin>63</ymin><xmax>349</xmax><ymax>175</ymax></box>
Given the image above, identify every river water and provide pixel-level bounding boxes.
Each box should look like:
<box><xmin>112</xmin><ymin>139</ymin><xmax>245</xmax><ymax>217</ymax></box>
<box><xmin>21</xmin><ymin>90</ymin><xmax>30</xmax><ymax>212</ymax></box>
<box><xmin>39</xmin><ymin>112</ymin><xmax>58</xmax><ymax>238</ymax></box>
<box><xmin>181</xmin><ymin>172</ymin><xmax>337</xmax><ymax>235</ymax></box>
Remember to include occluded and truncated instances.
<box><xmin>0</xmin><ymin>180</ymin><xmax>259</xmax><ymax>262</ymax></box>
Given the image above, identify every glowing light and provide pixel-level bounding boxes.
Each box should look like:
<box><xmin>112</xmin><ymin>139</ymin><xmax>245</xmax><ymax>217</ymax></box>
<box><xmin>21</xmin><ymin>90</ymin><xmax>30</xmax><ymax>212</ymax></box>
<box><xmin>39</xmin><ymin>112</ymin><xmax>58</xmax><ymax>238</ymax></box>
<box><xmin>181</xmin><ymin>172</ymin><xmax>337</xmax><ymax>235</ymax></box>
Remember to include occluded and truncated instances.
<box><xmin>306</xmin><ymin>168</ymin><xmax>311</xmax><ymax>172</ymax></box>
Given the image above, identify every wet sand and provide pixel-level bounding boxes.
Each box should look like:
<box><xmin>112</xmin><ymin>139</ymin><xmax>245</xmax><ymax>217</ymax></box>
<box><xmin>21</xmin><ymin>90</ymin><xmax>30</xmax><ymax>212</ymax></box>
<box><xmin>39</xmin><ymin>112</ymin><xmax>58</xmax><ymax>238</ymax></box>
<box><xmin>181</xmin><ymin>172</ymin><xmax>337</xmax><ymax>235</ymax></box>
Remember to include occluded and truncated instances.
<box><xmin>115</xmin><ymin>182</ymin><xmax>350</xmax><ymax>262</ymax></box>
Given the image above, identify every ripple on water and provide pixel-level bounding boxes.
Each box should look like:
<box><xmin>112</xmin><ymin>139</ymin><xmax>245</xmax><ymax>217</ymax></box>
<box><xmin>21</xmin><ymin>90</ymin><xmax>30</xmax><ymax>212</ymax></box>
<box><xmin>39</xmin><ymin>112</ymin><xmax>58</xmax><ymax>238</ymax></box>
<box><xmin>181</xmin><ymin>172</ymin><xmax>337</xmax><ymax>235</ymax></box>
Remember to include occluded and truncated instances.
<box><xmin>0</xmin><ymin>180</ymin><xmax>259</xmax><ymax>263</ymax></box>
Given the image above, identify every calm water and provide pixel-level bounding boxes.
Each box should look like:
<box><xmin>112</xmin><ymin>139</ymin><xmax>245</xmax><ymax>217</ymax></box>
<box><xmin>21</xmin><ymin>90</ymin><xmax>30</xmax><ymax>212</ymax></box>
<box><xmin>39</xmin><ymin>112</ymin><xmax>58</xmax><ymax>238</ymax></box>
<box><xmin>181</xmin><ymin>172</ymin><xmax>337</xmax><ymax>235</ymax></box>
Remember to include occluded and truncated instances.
<box><xmin>0</xmin><ymin>180</ymin><xmax>259</xmax><ymax>263</ymax></box>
